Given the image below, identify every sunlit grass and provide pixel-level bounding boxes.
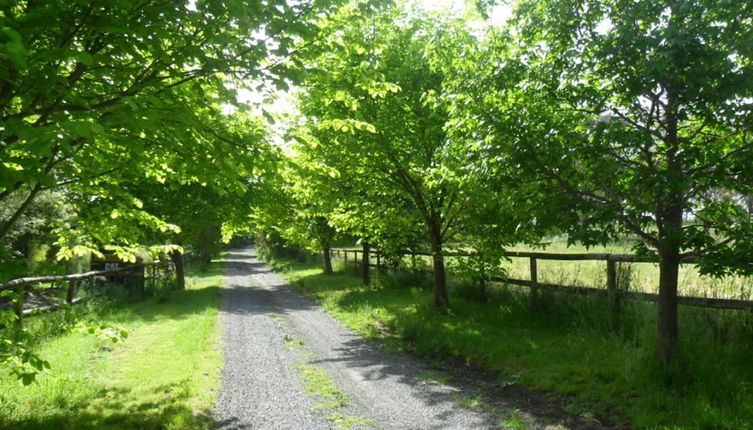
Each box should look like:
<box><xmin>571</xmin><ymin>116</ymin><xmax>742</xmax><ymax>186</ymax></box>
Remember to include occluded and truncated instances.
<box><xmin>505</xmin><ymin>239</ymin><xmax>753</xmax><ymax>300</ymax></box>
<box><xmin>0</xmin><ymin>261</ymin><xmax>225</xmax><ymax>429</ymax></box>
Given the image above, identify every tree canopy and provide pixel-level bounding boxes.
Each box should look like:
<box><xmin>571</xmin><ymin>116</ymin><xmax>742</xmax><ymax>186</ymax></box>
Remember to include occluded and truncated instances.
<box><xmin>443</xmin><ymin>0</ymin><xmax>753</xmax><ymax>363</ymax></box>
<box><xmin>0</xmin><ymin>0</ymin><xmax>347</xmax><ymax>265</ymax></box>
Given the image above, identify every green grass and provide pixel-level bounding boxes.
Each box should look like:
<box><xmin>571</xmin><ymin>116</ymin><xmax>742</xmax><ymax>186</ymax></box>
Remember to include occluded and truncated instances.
<box><xmin>269</xmin><ymin>256</ymin><xmax>753</xmax><ymax>429</ymax></box>
<box><xmin>295</xmin><ymin>361</ymin><xmax>349</xmax><ymax>411</ymax></box>
<box><xmin>498</xmin><ymin>409</ymin><xmax>531</xmax><ymax>429</ymax></box>
<box><xmin>417</xmin><ymin>370</ymin><xmax>453</xmax><ymax>385</ymax></box>
<box><xmin>0</xmin><ymin>260</ymin><xmax>225</xmax><ymax>429</ymax></box>
<box><xmin>458</xmin><ymin>393</ymin><xmax>487</xmax><ymax>409</ymax></box>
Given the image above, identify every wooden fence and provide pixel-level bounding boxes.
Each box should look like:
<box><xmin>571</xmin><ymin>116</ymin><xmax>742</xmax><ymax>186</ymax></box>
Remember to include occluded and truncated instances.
<box><xmin>0</xmin><ymin>256</ymin><xmax>180</xmax><ymax>328</ymax></box>
<box><xmin>330</xmin><ymin>247</ymin><xmax>753</xmax><ymax>311</ymax></box>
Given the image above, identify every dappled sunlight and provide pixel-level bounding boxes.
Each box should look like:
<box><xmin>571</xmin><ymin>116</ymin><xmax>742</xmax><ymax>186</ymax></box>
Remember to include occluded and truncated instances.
<box><xmin>4</xmin><ymin>383</ymin><xmax>212</xmax><ymax>430</ymax></box>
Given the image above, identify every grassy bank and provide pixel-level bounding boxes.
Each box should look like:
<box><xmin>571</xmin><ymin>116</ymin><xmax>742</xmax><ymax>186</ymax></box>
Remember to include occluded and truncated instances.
<box><xmin>0</xmin><ymin>260</ymin><xmax>225</xmax><ymax>429</ymax></box>
<box><xmin>267</xmin><ymin>256</ymin><xmax>753</xmax><ymax>429</ymax></box>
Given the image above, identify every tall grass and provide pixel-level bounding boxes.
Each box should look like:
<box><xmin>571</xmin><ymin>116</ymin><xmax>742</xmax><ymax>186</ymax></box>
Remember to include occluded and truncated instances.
<box><xmin>506</xmin><ymin>238</ymin><xmax>753</xmax><ymax>300</ymax></box>
<box><xmin>345</xmin><ymin>237</ymin><xmax>753</xmax><ymax>300</ymax></box>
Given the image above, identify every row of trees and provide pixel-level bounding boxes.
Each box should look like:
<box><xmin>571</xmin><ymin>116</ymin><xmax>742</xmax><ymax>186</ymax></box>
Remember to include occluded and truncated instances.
<box><xmin>2</xmin><ymin>0</ymin><xmax>750</xmax><ymax>372</ymax></box>
<box><xmin>260</xmin><ymin>0</ymin><xmax>753</xmax><ymax>365</ymax></box>
<box><xmin>0</xmin><ymin>0</ymin><xmax>356</xmax><ymax>276</ymax></box>
<box><xmin>0</xmin><ymin>0</ymin><xmax>356</xmax><ymax>382</ymax></box>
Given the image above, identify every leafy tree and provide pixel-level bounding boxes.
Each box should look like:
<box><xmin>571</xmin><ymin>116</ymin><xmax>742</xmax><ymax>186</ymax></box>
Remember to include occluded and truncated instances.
<box><xmin>286</xmin><ymin>126</ymin><xmax>423</xmax><ymax>282</ymax></box>
<box><xmin>0</xmin><ymin>0</ymin><xmax>346</xmax><ymax>385</ymax></box>
<box><xmin>293</xmin><ymin>5</ymin><xmax>486</xmax><ymax>308</ymax></box>
<box><xmin>236</xmin><ymin>144</ymin><xmax>338</xmax><ymax>273</ymax></box>
<box><xmin>450</xmin><ymin>0</ymin><xmax>753</xmax><ymax>363</ymax></box>
<box><xmin>0</xmin><ymin>190</ymin><xmax>73</xmax><ymax>261</ymax></box>
<box><xmin>0</xmin><ymin>0</ymin><xmax>346</xmax><ymax>248</ymax></box>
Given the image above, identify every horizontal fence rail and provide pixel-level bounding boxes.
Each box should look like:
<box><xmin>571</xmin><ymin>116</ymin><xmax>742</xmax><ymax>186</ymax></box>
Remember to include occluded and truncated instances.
<box><xmin>0</xmin><ymin>263</ymin><xmax>151</xmax><ymax>290</ymax></box>
<box><xmin>1</xmin><ymin>256</ymin><xmax>181</xmax><ymax>328</ymax></box>
<box><xmin>329</xmin><ymin>247</ymin><xmax>752</xmax><ymax>311</ymax></box>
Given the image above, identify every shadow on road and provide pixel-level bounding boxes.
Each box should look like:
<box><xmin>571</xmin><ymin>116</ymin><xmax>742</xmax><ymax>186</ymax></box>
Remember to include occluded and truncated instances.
<box><xmin>255</xmin><ymin>255</ymin><xmax>616</xmax><ymax>430</ymax></box>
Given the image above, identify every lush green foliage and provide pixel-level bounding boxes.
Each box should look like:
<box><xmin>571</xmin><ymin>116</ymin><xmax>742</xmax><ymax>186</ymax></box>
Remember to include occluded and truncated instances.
<box><xmin>3</xmin><ymin>0</ymin><xmax>753</xmax><ymax>421</ymax></box>
<box><xmin>0</xmin><ymin>0</ymin><xmax>345</xmax><ymax>382</ymax></box>
<box><xmin>286</xmin><ymin>3</ymin><xmax>531</xmax><ymax>306</ymax></box>
<box><xmin>249</xmin><ymin>0</ymin><xmax>753</xmax><ymax>366</ymax></box>
<box><xmin>445</xmin><ymin>0</ymin><xmax>753</xmax><ymax>362</ymax></box>
<box><xmin>0</xmin><ymin>0</ymin><xmax>346</xmax><ymax>262</ymax></box>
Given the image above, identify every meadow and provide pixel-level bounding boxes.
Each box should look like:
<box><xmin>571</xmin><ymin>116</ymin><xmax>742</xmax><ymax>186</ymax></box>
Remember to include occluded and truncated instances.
<box><xmin>0</xmin><ymin>261</ymin><xmax>225</xmax><ymax>430</ymax></box>
<box><xmin>360</xmin><ymin>237</ymin><xmax>753</xmax><ymax>301</ymax></box>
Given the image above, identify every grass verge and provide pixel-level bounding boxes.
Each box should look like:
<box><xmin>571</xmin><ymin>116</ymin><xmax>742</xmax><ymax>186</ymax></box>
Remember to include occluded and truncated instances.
<box><xmin>267</xmin><ymin>256</ymin><xmax>753</xmax><ymax>429</ymax></box>
<box><xmin>276</xmin><ymin>314</ymin><xmax>371</xmax><ymax>430</ymax></box>
<box><xmin>0</xmin><ymin>260</ymin><xmax>225</xmax><ymax>429</ymax></box>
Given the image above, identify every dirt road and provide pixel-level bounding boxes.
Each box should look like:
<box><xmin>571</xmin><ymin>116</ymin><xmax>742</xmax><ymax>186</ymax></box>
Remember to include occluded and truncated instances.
<box><xmin>214</xmin><ymin>249</ymin><xmax>530</xmax><ymax>429</ymax></box>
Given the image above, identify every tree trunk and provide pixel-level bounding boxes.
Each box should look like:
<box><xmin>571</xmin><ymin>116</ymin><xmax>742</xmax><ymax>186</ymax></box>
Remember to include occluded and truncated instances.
<box><xmin>361</xmin><ymin>241</ymin><xmax>370</xmax><ymax>285</ymax></box>
<box><xmin>13</xmin><ymin>285</ymin><xmax>25</xmax><ymax>331</ymax></box>
<box><xmin>170</xmin><ymin>249</ymin><xmax>185</xmax><ymax>290</ymax></box>
<box><xmin>322</xmin><ymin>245</ymin><xmax>333</xmax><ymax>275</ymax></box>
<box><xmin>429</xmin><ymin>221</ymin><xmax>450</xmax><ymax>309</ymax></box>
<box><xmin>0</xmin><ymin>184</ymin><xmax>41</xmax><ymax>242</ymax></box>
<box><xmin>656</xmin><ymin>76</ymin><xmax>683</xmax><ymax>366</ymax></box>
<box><xmin>657</xmin><ymin>246</ymin><xmax>680</xmax><ymax>365</ymax></box>
<box><xmin>478</xmin><ymin>275</ymin><xmax>487</xmax><ymax>302</ymax></box>
<box><xmin>66</xmin><ymin>279</ymin><xmax>78</xmax><ymax>304</ymax></box>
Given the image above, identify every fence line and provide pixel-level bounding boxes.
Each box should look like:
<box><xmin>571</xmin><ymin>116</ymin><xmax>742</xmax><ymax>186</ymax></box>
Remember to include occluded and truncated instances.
<box><xmin>328</xmin><ymin>247</ymin><xmax>753</xmax><ymax>311</ymax></box>
<box><xmin>1</xmin><ymin>256</ymin><xmax>183</xmax><ymax>328</ymax></box>
<box><xmin>0</xmin><ymin>263</ymin><xmax>153</xmax><ymax>289</ymax></box>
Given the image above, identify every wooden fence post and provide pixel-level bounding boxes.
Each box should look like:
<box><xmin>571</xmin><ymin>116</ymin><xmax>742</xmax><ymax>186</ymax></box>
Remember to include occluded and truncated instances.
<box><xmin>66</xmin><ymin>279</ymin><xmax>78</xmax><ymax>304</ymax></box>
<box><xmin>354</xmin><ymin>249</ymin><xmax>360</xmax><ymax>276</ymax></box>
<box><xmin>376</xmin><ymin>251</ymin><xmax>381</xmax><ymax>271</ymax></box>
<box><xmin>529</xmin><ymin>257</ymin><xmax>538</xmax><ymax>287</ymax></box>
<box><xmin>362</xmin><ymin>242</ymin><xmax>370</xmax><ymax>285</ymax></box>
<box><xmin>607</xmin><ymin>259</ymin><xmax>621</xmax><ymax>322</ymax></box>
<box><xmin>14</xmin><ymin>284</ymin><xmax>26</xmax><ymax>329</ymax></box>
<box><xmin>607</xmin><ymin>259</ymin><xmax>617</xmax><ymax>298</ymax></box>
<box><xmin>171</xmin><ymin>250</ymin><xmax>185</xmax><ymax>290</ymax></box>
<box><xmin>529</xmin><ymin>257</ymin><xmax>539</xmax><ymax>302</ymax></box>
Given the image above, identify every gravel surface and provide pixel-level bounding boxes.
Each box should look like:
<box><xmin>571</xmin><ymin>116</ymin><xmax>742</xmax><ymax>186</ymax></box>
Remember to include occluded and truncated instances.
<box><xmin>215</xmin><ymin>249</ymin><xmax>505</xmax><ymax>429</ymax></box>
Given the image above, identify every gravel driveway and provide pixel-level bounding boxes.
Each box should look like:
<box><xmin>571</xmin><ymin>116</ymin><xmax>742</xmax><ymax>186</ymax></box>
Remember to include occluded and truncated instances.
<box><xmin>214</xmin><ymin>248</ymin><xmax>506</xmax><ymax>429</ymax></box>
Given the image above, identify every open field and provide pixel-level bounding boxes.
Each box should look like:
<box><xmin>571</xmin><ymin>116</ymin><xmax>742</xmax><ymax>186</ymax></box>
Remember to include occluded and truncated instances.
<box><xmin>505</xmin><ymin>238</ymin><xmax>753</xmax><ymax>300</ymax></box>
<box><xmin>0</xmin><ymin>261</ymin><xmax>225</xmax><ymax>430</ymax></box>
<box><xmin>268</xmin><ymin>255</ymin><xmax>753</xmax><ymax>429</ymax></box>
<box><xmin>352</xmin><ymin>237</ymin><xmax>753</xmax><ymax>301</ymax></box>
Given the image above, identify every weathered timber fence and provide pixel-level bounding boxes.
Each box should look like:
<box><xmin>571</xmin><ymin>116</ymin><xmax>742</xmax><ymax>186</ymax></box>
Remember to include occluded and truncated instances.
<box><xmin>0</xmin><ymin>256</ymin><xmax>182</xmax><ymax>328</ymax></box>
<box><xmin>329</xmin><ymin>247</ymin><xmax>753</xmax><ymax>311</ymax></box>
